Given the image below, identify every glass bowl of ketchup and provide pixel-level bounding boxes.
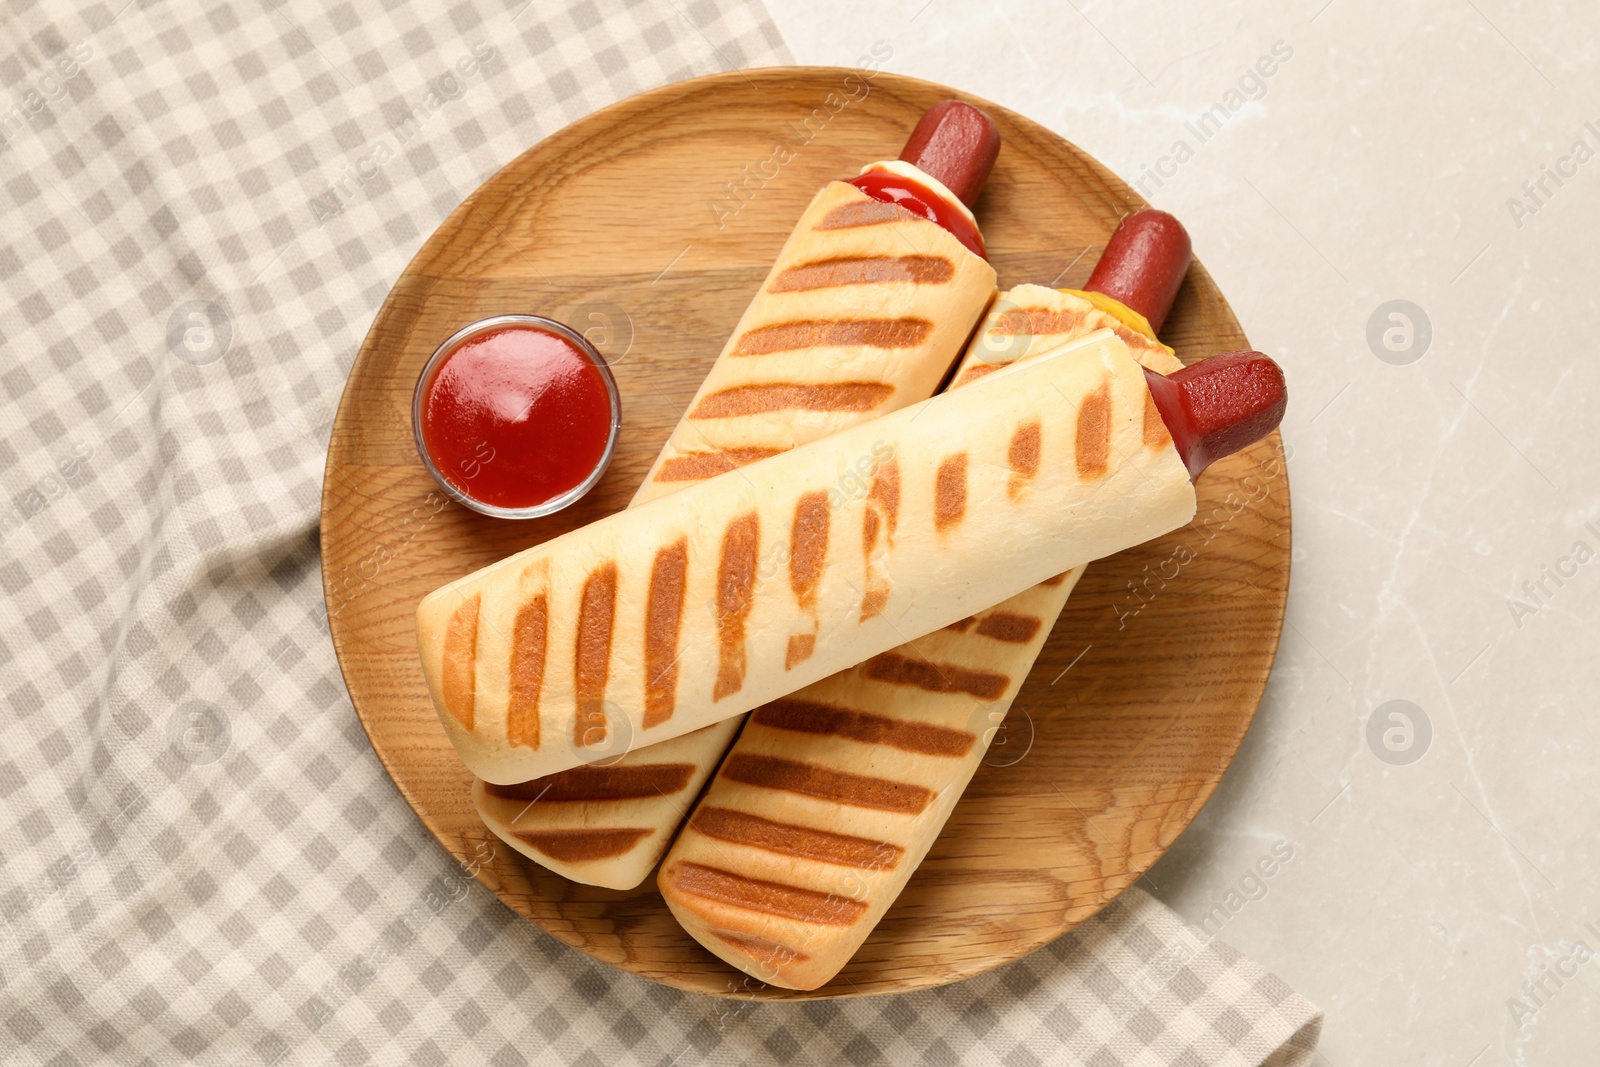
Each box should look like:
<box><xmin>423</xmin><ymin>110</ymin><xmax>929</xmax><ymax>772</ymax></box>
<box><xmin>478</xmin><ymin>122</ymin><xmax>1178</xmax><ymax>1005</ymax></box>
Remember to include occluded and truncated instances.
<box><xmin>412</xmin><ymin>315</ymin><xmax>621</xmax><ymax>519</ymax></box>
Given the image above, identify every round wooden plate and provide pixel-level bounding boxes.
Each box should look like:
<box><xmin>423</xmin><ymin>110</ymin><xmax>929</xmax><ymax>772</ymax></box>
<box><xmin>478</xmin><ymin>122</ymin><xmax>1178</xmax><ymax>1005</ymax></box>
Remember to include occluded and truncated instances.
<box><xmin>321</xmin><ymin>68</ymin><xmax>1289</xmax><ymax>1000</ymax></box>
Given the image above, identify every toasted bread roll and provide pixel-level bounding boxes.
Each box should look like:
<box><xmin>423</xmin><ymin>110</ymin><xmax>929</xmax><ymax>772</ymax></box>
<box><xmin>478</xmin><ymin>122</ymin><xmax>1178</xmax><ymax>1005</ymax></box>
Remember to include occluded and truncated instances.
<box><xmin>646</xmin><ymin>179</ymin><xmax>998</xmax><ymax>474</ymax></box>
<box><xmin>659</xmin><ymin>287</ymin><xmax>1184</xmax><ymax>990</ymax></box>
<box><xmin>472</xmin><ymin>720</ymin><xmax>741</xmax><ymax>876</ymax></box>
<box><xmin>419</xmin><ymin>328</ymin><xmax>1196</xmax><ymax>788</ymax></box>
<box><xmin>472</xmin><ymin>177</ymin><xmax>995</xmax><ymax>886</ymax></box>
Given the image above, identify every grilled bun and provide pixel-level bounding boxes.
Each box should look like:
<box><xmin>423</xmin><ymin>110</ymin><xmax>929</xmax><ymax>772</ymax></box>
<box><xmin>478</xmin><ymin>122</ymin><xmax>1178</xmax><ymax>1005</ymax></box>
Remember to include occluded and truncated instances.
<box><xmin>469</xmin><ymin>176</ymin><xmax>996</xmax><ymax>887</ymax></box>
<box><xmin>658</xmin><ymin>286</ymin><xmax>1185</xmax><ymax>989</ymax></box>
<box><xmin>418</xmin><ymin>330</ymin><xmax>1196</xmax><ymax>786</ymax></box>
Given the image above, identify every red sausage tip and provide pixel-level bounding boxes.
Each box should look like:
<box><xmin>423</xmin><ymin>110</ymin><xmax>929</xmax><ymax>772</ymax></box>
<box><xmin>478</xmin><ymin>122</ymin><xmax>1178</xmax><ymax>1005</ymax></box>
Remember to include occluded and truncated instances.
<box><xmin>897</xmin><ymin>100</ymin><xmax>1001</xmax><ymax>208</ymax></box>
<box><xmin>1084</xmin><ymin>209</ymin><xmax>1193</xmax><ymax>335</ymax></box>
<box><xmin>1142</xmin><ymin>351</ymin><xmax>1286</xmax><ymax>481</ymax></box>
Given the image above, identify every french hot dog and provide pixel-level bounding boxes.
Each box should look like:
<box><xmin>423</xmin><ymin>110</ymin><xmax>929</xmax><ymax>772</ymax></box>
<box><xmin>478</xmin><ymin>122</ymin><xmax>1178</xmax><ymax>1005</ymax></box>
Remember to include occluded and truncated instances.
<box><xmin>420</xmin><ymin>331</ymin><xmax>1283</xmax><ymax>787</ymax></box>
<box><xmin>659</xmin><ymin>214</ymin><xmax>1287</xmax><ymax>990</ymax></box>
<box><xmin>469</xmin><ymin>103</ymin><xmax>1003</xmax><ymax>887</ymax></box>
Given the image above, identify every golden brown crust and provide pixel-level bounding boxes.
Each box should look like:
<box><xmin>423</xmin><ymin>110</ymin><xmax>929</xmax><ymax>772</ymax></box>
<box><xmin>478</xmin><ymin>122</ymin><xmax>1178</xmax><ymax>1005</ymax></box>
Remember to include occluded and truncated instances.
<box><xmin>667</xmin><ymin>862</ymin><xmax>868</xmax><ymax>925</ymax></box>
<box><xmin>643</xmin><ymin>540</ymin><xmax>688</xmax><ymax>728</ymax></box>
<box><xmin>770</xmin><ymin>255</ymin><xmax>954</xmax><ymax>292</ymax></box>
<box><xmin>482</xmin><ymin>762</ymin><xmax>697</xmax><ymax>802</ymax></box>
<box><xmin>441</xmin><ymin>595</ymin><xmax>479</xmax><ymax>731</ymax></box>
<box><xmin>713</xmin><ymin>513</ymin><xmax>760</xmax><ymax>702</ymax></box>
<box><xmin>751</xmin><ymin>698</ymin><xmax>974</xmax><ymax>757</ymax></box>
<box><xmin>1074</xmin><ymin>379</ymin><xmax>1112</xmax><ymax>479</ymax></box>
<box><xmin>691</xmin><ymin>807</ymin><xmax>903</xmax><ymax>870</ymax></box>
<box><xmin>572</xmin><ymin>564</ymin><xmax>617</xmax><ymax>750</ymax></box>
<box><xmin>732</xmin><ymin>318</ymin><xmax>932</xmax><ymax>356</ymax></box>
<box><xmin>720</xmin><ymin>754</ymin><xmax>934</xmax><ymax>814</ymax></box>
<box><xmin>691</xmin><ymin>382</ymin><xmax>896</xmax><ymax>419</ymax></box>
<box><xmin>506</xmin><ymin>594</ymin><xmax>547</xmax><ymax>749</ymax></box>
<box><xmin>656</xmin><ymin>449</ymin><xmax>782</xmax><ymax>481</ymax></box>
<box><xmin>513</xmin><ymin>828</ymin><xmax>652</xmax><ymax>862</ymax></box>
<box><xmin>1007</xmin><ymin>420</ymin><xmax>1041</xmax><ymax>498</ymax></box>
<box><xmin>933</xmin><ymin>453</ymin><xmax>967</xmax><ymax>531</ymax></box>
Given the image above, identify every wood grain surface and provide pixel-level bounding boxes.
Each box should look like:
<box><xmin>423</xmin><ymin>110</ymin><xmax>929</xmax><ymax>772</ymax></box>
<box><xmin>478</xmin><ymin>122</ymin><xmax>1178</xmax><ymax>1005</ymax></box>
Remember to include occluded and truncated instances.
<box><xmin>320</xmin><ymin>67</ymin><xmax>1290</xmax><ymax>1000</ymax></box>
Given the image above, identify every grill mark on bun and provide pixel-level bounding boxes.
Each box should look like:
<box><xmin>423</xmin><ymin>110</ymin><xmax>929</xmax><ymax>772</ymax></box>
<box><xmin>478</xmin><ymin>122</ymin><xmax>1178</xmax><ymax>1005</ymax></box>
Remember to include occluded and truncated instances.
<box><xmin>785</xmin><ymin>633</ymin><xmax>815</xmax><ymax>670</ymax></box>
<box><xmin>1008</xmin><ymin>420</ymin><xmax>1041</xmax><ymax>498</ymax></box>
<box><xmin>954</xmin><ymin>361</ymin><xmax>1002</xmax><ymax>388</ymax></box>
<box><xmin>507</xmin><ymin>594</ymin><xmax>547</xmax><ymax>748</ymax></box>
<box><xmin>860</xmin><ymin>459</ymin><xmax>900</xmax><ymax>621</ymax></box>
<box><xmin>710</xmin><ymin>929</ymin><xmax>810</xmax><ymax>967</ymax></box>
<box><xmin>1040</xmin><ymin>570</ymin><xmax>1075</xmax><ymax>587</ymax></box>
<box><xmin>975</xmin><ymin>611</ymin><xmax>1043</xmax><ymax>644</ymax></box>
<box><xmin>789</xmin><ymin>491</ymin><xmax>830</xmax><ymax>612</ymax></box>
<box><xmin>769</xmin><ymin>255</ymin><xmax>955</xmax><ymax>292</ymax></box>
<box><xmin>862</xmin><ymin>508</ymin><xmax>880</xmax><ymax>555</ymax></box>
<box><xmin>732</xmin><ymin>318</ymin><xmax>933</xmax><ymax>357</ymax></box>
<box><xmin>785</xmin><ymin>491</ymin><xmax>830</xmax><ymax>670</ymax></box>
<box><xmin>1143</xmin><ymin>388</ymin><xmax>1171</xmax><ymax>449</ymax></box>
<box><xmin>668</xmin><ymin>862</ymin><xmax>868</xmax><ymax>925</ymax></box>
<box><xmin>441</xmin><ymin>594</ymin><xmax>480</xmax><ymax>731</ymax></box>
<box><xmin>643</xmin><ymin>539</ymin><xmax>688</xmax><ymax>728</ymax></box>
<box><xmin>573</xmin><ymin>564</ymin><xmax>617</xmax><ymax>750</ymax></box>
<box><xmin>1076</xmin><ymin>379</ymin><xmax>1112</xmax><ymax>479</ymax></box>
<box><xmin>752</xmin><ymin>698</ymin><xmax>975</xmax><ymax>758</ymax></box>
<box><xmin>869</xmin><ymin>459</ymin><xmax>899</xmax><ymax>540</ymax></box>
<box><xmin>934</xmin><ymin>453</ymin><xmax>967</xmax><ymax>531</ymax></box>
<box><xmin>944</xmin><ymin>615</ymin><xmax>976</xmax><ymax>632</ymax></box>
<box><xmin>816</xmin><ymin>199</ymin><xmax>912</xmax><ymax>230</ymax></box>
<box><xmin>714</xmin><ymin>513</ymin><xmax>760</xmax><ymax>701</ymax></box>
<box><xmin>993</xmin><ymin>306</ymin><xmax>1088</xmax><ymax>337</ymax></box>
<box><xmin>691</xmin><ymin>382</ymin><xmax>893</xmax><ymax>419</ymax></box>
<box><xmin>1110</xmin><ymin>322</ymin><xmax>1160</xmax><ymax>352</ymax></box>
<box><xmin>722</xmin><ymin>754</ymin><xmax>933</xmax><ymax>814</ymax></box>
<box><xmin>691</xmin><ymin>806</ymin><xmax>904</xmax><ymax>870</ymax></box>
<box><xmin>484</xmin><ymin>762</ymin><xmax>697</xmax><ymax>802</ymax></box>
<box><xmin>512</xmin><ymin>827</ymin><xmax>652</xmax><ymax>862</ymax></box>
<box><xmin>656</xmin><ymin>448</ymin><xmax>783</xmax><ymax>482</ymax></box>
<box><xmin>864</xmin><ymin>651</ymin><xmax>1008</xmax><ymax>700</ymax></box>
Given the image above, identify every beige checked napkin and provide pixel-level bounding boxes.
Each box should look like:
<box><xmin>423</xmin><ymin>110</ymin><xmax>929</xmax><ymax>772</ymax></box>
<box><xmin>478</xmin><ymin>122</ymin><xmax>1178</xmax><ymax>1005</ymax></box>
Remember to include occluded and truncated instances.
<box><xmin>0</xmin><ymin>0</ymin><xmax>1320</xmax><ymax>1062</ymax></box>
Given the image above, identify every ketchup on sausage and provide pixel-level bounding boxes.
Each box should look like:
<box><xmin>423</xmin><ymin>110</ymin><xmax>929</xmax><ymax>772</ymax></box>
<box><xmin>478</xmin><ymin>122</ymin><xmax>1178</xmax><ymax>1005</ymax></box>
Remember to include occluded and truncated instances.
<box><xmin>417</xmin><ymin>321</ymin><xmax>617</xmax><ymax>513</ymax></box>
<box><xmin>848</xmin><ymin>168</ymin><xmax>987</xmax><ymax>260</ymax></box>
<box><xmin>847</xmin><ymin>100</ymin><xmax>1000</xmax><ymax>260</ymax></box>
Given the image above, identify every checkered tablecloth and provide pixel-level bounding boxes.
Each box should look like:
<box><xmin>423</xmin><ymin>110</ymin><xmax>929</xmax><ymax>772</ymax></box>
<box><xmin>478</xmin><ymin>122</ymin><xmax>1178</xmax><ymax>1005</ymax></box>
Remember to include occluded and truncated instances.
<box><xmin>0</xmin><ymin>1</ymin><xmax>1321</xmax><ymax>1062</ymax></box>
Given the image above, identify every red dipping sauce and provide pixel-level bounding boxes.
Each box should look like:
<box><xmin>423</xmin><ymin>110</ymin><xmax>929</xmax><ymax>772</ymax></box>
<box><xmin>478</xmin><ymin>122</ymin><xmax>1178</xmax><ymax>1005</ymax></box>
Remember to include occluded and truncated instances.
<box><xmin>414</xmin><ymin>316</ymin><xmax>620</xmax><ymax>517</ymax></box>
<box><xmin>848</xmin><ymin>168</ymin><xmax>987</xmax><ymax>260</ymax></box>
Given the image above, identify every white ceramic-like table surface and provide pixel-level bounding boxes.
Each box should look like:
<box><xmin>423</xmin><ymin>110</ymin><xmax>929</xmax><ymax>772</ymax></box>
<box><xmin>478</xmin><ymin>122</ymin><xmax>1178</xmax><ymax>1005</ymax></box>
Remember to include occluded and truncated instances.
<box><xmin>767</xmin><ymin>2</ymin><xmax>1600</xmax><ymax>1062</ymax></box>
